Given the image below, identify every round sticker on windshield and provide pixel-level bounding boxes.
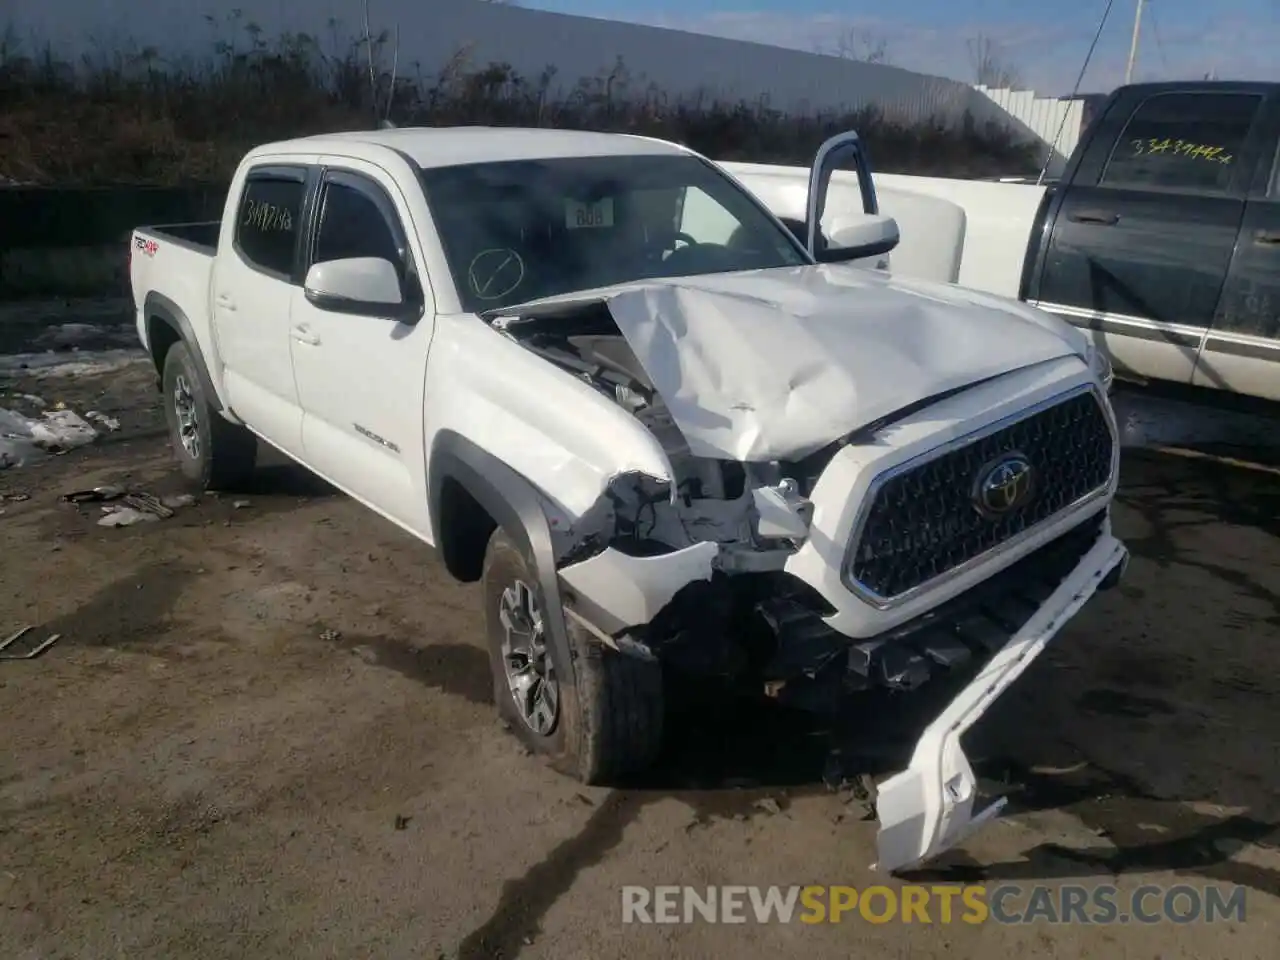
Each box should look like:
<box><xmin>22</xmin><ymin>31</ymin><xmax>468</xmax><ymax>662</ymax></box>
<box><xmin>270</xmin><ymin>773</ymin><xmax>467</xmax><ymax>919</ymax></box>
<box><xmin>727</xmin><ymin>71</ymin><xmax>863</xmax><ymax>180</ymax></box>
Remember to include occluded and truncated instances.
<box><xmin>467</xmin><ymin>248</ymin><xmax>525</xmax><ymax>301</ymax></box>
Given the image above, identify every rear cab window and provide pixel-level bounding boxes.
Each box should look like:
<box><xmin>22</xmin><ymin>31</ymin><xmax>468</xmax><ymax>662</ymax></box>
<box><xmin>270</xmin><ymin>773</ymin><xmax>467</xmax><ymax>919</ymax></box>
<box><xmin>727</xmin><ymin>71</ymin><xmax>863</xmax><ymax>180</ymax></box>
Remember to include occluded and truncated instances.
<box><xmin>234</xmin><ymin>168</ymin><xmax>308</xmax><ymax>278</ymax></box>
<box><xmin>1099</xmin><ymin>92</ymin><xmax>1264</xmax><ymax>193</ymax></box>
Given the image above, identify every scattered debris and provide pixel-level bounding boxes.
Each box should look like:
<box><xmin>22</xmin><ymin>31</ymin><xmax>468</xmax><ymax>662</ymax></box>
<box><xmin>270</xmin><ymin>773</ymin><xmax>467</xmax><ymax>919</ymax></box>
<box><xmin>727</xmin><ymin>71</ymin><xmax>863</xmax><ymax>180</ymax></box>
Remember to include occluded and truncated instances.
<box><xmin>98</xmin><ymin>506</ymin><xmax>160</xmax><ymax>527</ymax></box>
<box><xmin>753</xmin><ymin>797</ymin><xmax>782</xmax><ymax>816</ymax></box>
<box><xmin>84</xmin><ymin>411</ymin><xmax>122</xmax><ymax>432</ymax></box>
<box><xmin>320</xmin><ymin>628</ymin><xmax>342</xmax><ymax>641</ymax></box>
<box><xmin>0</xmin><ymin>490</ymin><xmax>30</xmax><ymax>502</ymax></box>
<box><xmin>62</xmin><ymin>485</ymin><xmax>193</xmax><ymax>526</ymax></box>
<box><xmin>394</xmin><ymin>814</ymin><xmax>411</xmax><ymax>830</ymax></box>
<box><xmin>120</xmin><ymin>492</ymin><xmax>174</xmax><ymax>518</ymax></box>
<box><xmin>0</xmin><ymin>626</ymin><xmax>62</xmax><ymax>661</ymax></box>
<box><xmin>62</xmin><ymin>485</ymin><xmax>125</xmax><ymax>504</ymax></box>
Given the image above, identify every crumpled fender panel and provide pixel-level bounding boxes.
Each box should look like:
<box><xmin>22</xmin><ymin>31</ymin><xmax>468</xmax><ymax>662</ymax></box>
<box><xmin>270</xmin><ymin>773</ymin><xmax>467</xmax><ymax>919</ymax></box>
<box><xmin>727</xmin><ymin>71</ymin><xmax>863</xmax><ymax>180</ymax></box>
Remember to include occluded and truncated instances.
<box><xmin>424</xmin><ymin>313</ymin><xmax>675</xmax><ymax>524</ymax></box>
<box><xmin>558</xmin><ymin>542</ymin><xmax>719</xmax><ymax>634</ymax></box>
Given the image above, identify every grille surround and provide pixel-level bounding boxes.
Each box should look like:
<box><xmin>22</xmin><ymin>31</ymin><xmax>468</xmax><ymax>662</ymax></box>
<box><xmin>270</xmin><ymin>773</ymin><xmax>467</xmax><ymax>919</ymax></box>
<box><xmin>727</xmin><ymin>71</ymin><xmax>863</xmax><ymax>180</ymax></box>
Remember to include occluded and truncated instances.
<box><xmin>841</xmin><ymin>382</ymin><xmax>1116</xmax><ymax>610</ymax></box>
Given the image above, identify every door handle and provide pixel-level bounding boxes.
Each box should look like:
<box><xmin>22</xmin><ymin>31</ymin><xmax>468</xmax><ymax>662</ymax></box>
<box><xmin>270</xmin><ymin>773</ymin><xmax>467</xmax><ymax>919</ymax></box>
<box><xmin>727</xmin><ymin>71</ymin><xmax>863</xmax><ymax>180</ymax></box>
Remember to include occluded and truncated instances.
<box><xmin>215</xmin><ymin>294</ymin><xmax>237</xmax><ymax>312</ymax></box>
<box><xmin>1254</xmin><ymin>229</ymin><xmax>1280</xmax><ymax>245</ymax></box>
<box><xmin>291</xmin><ymin>325</ymin><xmax>321</xmax><ymax>346</ymax></box>
<box><xmin>1068</xmin><ymin>210</ymin><xmax>1120</xmax><ymax>226</ymax></box>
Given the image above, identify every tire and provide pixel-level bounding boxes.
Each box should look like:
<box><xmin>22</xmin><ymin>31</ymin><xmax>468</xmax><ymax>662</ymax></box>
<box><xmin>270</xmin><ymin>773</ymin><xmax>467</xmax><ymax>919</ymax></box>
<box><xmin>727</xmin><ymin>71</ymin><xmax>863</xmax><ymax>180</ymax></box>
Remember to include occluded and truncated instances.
<box><xmin>161</xmin><ymin>341</ymin><xmax>257</xmax><ymax>492</ymax></box>
<box><xmin>481</xmin><ymin>527</ymin><xmax>664</xmax><ymax>784</ymax></box>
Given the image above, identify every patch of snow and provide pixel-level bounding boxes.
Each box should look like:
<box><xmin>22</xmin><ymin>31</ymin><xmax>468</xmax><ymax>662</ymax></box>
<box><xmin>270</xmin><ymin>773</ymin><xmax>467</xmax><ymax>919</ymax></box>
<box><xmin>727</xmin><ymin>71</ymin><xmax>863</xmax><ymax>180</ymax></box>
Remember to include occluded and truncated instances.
<box><xmin>0</xmin><ymin>407</ymin><xmax>99</xmax><ymax>469</ymax></box>
<box><xmin>0</xmin><ymin>349</ymin><xmax>147</xmax><ymax>379</ymax></box>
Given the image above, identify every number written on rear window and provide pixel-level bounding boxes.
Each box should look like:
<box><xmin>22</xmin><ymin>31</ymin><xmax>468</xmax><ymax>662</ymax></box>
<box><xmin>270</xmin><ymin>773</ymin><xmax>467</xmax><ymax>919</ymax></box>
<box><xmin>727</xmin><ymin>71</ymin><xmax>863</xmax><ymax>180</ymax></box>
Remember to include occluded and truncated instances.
<box><xmin>235</xmin><ymin>175</ymin><xmax>305</xmax><ymax>276</ymax></box>
<box><xmin>1101</xmin><ymin>92</ymin><xmax>1262</xmax><ymax>193</ymax></box>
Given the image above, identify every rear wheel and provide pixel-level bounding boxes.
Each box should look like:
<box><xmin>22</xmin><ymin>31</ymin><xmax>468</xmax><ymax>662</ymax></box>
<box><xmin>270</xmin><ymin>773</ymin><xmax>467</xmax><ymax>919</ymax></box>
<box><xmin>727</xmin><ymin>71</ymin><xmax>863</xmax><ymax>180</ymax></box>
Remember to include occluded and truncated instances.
<box><xmin>161</xmin><ymin>341</ymin><xmax>257</xmax><ymax>492</ymax></box>
<box><xmin>481</xmin><ymin>528</ymin><xmax>664</xmax><ymax>784</ymax></box>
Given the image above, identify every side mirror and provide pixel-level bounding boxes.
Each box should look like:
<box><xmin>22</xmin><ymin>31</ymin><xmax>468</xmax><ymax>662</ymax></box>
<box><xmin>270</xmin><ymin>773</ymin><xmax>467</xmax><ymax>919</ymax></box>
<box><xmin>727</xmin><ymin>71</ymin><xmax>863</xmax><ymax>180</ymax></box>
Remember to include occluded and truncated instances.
<box><xmin>303</xmin><ymin>256</ymin><xmax>421</xmax><ymax>322</ymax></box>
<box><xmin>826</xmin><ymin>214</ymin><xmax>900</xmax><ymax>263</ymax></box>
<box><xmin>805</xmin><ymin>130</ymin><xmax>898</xmax><ymax>263</ymax></box>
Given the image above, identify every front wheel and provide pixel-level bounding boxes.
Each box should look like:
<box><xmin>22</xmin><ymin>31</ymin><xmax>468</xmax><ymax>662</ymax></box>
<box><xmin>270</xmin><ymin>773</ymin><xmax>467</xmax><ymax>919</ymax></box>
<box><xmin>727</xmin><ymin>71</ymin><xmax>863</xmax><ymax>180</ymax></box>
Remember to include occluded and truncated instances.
<box><xmin>161</xmin><ymin>341</ymin><xmax>257</xmax><ymax>492</ymax></box>
<box><xmin>481</xmin><ymin>528</ymin><xmax>664</xmax><ymax>784</ymax></box>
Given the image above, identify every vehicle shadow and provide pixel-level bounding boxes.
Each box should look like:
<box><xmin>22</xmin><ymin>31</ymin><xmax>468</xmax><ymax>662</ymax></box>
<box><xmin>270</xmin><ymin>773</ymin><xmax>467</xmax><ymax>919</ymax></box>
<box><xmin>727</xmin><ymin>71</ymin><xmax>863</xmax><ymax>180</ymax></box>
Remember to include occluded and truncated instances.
<box><xmin>239</xmin><ymin>449</ymin><xmax>339</xmax><ymax>499</ymax></box>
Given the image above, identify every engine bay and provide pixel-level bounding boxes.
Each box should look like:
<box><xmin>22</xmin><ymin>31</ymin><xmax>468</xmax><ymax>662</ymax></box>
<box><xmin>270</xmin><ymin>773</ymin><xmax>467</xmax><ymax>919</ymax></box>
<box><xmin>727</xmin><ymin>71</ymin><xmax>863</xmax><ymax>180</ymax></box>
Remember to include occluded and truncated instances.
<box><xmin>491</xmin><ymin>304</ymin><xmax>814</xmax><ymax>564</ymax></box>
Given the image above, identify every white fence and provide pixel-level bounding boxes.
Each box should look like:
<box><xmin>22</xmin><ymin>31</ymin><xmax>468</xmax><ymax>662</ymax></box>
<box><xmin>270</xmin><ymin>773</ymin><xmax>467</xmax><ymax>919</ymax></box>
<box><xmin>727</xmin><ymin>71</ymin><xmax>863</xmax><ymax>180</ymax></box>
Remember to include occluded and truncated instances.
<box><xmin>8</xmin><ymin>0</ymin><xmax>1084</xmax><ymax>167</ymax></box>
<box><xmin>974</xmin><ymin>85</ymin><xmax>1086</xmax><ymax>177</ymax></box>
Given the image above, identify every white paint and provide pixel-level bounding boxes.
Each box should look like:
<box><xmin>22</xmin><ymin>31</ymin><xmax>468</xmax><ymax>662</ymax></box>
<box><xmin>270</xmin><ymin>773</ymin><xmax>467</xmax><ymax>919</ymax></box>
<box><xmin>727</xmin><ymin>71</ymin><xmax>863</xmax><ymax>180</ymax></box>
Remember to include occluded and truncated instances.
<box><xmin>502</xmin><ymin>265</ymin><xmax>1086</xmax><ymax>462</ymax></box>
<box><xmin>304</xmin><ymin>256</ymin><xmax>403</xmax><ymax>305</ymax></box>
<box><xmin>721</xmin><ymin>161</ymin><xmax>1048</xmax><ymax>298</ymax></box>
<box><xmin>874</xmin><ymin>172</ymin><xmax>1048</xmax><ymax>298</ymax></box>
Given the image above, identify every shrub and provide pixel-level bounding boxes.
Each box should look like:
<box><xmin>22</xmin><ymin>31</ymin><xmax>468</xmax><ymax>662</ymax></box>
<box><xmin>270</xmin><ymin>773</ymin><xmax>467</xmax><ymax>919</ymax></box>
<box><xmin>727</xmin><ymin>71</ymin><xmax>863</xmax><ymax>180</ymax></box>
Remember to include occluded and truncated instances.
<box><xmin>0</xmin><ymin>19</ymin><xmax>1038</xmax><ymax>185</ymax></box>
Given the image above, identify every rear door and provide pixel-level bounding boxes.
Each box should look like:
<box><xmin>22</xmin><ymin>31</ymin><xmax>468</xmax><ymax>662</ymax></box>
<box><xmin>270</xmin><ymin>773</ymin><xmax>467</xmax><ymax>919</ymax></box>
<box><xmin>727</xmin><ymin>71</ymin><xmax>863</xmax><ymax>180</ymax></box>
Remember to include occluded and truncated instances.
<box><xmin>1030</xmin><ymin>89</ymin><xmax>1264</xmax><ymax>385</ymax></box>
<box><xmin>1194</xmin><ymin>92</ymin><xmax>1280</xmax><ymax>400</ymax></box>
<box><xmin>211</xmin><ymin>164</ymin><xmax>311</xmax><ymax>456</ymax></box>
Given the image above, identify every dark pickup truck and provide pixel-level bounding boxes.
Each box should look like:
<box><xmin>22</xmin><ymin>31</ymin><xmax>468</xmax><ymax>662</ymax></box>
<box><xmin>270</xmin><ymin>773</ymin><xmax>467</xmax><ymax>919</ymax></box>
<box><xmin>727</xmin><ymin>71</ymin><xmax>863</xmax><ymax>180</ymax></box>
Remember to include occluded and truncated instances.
<box><xmin>794</xmin><ymin>80</ymin><xmax>1280</xmax><ymax>404</ymax></box>
<box><xmin>1018</xmin><ymin>80</ymin><xmax>1280</xmax><ymax>402</ymax></box>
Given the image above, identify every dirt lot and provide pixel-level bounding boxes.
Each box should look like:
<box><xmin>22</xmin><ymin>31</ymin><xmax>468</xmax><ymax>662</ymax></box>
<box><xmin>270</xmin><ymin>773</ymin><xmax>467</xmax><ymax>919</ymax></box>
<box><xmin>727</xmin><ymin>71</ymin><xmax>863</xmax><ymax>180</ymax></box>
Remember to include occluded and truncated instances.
<box><xmin>2</xmin><ymin>329</ymin><xmax>1279</xmax><ymax>958</ymax></box>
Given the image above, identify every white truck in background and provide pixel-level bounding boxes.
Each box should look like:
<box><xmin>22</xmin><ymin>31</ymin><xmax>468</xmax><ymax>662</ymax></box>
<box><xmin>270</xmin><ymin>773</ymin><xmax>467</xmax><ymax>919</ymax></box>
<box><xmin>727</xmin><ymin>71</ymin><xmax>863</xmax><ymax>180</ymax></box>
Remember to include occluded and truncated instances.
<box><xmin>129</xmin><ymin>125</ymin><xmax>1127</xmax><ymax>874</ymax></box>
<box><xmin>729</xmin><ymin>80</ymin><xmax>1280</xmax><ymax>405</ymax></box>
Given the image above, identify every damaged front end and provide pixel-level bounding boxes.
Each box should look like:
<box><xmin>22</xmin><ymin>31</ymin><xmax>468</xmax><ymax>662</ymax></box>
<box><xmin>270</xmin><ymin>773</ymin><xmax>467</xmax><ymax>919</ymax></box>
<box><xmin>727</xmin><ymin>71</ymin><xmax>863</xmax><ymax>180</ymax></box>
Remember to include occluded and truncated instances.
<box><xmin>484</xmin><ymin>281</ymin><xmax>1127</xmax><ymax>874</ymax></box>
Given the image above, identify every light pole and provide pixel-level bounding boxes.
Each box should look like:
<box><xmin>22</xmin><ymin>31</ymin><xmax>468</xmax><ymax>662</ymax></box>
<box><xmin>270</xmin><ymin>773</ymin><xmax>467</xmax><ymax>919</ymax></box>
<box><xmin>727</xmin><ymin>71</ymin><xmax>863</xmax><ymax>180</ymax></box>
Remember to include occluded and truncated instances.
<box><xmin>1124</xmin><ymin>0</ymin><xmax>1146</xmax><ymax>84</ymax></box>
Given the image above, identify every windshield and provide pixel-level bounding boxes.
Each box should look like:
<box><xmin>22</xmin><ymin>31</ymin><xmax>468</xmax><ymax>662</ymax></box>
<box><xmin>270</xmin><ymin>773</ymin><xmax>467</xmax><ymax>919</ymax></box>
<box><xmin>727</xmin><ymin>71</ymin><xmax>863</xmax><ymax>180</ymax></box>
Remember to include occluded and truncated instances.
<box><xmin>419</xmin><ymin>154</ymin><xmax>808</xmax><ymax>313</ymax></box>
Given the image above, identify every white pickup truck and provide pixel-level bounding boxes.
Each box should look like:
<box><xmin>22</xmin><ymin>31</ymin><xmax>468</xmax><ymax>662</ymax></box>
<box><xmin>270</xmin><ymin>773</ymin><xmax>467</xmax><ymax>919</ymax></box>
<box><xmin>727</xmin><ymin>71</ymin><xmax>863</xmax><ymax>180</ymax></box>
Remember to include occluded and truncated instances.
<box><xmin>129</xmin><ymin>125</ymin><xmax>1128</xmax><ymax>873</ymax></box>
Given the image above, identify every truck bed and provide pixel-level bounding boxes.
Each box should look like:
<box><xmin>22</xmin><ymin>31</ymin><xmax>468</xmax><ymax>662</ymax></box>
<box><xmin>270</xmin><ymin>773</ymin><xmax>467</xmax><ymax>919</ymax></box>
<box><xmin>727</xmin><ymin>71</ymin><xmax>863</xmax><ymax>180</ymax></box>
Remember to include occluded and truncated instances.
<box><xmin>130</xmin><ymin>221</ymin><xmax>220</xmax><ymax>366</ymax></box>
<box><xmin>145</xmin><ymin>220</ymin><xmax>220</xmax><ymax>255</ymax></box>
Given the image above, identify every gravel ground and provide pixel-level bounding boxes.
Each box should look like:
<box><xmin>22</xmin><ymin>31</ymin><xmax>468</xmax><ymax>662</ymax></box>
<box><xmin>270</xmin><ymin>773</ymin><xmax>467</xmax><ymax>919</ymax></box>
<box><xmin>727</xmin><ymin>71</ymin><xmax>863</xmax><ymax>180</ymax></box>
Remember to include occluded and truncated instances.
<box><xmin>1</xmin><ymin>305</ymin><xmax>1278</xmax><ymax>959</ymax></box>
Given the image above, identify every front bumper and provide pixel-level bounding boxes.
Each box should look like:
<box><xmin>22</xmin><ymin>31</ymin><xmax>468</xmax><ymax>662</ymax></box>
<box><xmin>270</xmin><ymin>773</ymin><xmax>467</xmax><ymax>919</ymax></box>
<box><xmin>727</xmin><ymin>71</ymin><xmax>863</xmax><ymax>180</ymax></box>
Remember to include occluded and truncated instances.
<box><xmin>872</xmin><ymin>527</ymin><xmax>1129</xmax><ymax>873</ymax></box>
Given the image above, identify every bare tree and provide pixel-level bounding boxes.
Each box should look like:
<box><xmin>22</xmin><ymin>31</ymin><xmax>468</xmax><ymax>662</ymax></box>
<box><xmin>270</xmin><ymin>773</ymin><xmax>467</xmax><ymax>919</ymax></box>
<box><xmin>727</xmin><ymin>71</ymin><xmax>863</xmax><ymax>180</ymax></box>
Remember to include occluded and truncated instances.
<box><xmin>967</xmin><ymin>33</ymin><xmax>1021</xmax><ymax>88</ymax></box>
<box><xmin>814</xmin><ymin>26</ymin><xmax>892</xmax><ymax>65</ymax></box>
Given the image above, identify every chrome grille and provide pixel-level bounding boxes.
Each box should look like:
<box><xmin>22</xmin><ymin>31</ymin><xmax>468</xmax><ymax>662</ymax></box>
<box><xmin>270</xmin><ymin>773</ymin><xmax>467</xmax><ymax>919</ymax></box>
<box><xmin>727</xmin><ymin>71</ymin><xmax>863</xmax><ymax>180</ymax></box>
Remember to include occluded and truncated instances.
<box><xmin>844</xmin><ymin>386</ymin><xmax>1114</xmax><ymax>603</ymax></box>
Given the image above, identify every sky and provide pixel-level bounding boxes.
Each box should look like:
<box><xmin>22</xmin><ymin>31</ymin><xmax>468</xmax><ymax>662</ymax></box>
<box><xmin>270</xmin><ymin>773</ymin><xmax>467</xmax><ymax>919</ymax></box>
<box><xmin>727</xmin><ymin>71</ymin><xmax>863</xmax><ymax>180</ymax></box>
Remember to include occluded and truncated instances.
<box><xmin>525</xmin><ymin>0</ymin><xmax>1279</xmax><ymax>95</ymax></box>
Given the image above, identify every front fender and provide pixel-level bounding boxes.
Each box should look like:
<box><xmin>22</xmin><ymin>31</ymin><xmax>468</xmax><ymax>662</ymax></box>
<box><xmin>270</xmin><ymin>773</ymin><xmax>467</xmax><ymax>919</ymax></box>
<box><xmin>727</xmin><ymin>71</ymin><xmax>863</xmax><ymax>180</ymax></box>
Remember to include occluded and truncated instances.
<box><xmin>423</xmin><ymin>314</ymin><xmax>675</xmax><ymax>520</ymax></box>
<box><xmin>428</xmin><ymin>430</ymin><xmax>576</xmax><ymax>691</ymax></box>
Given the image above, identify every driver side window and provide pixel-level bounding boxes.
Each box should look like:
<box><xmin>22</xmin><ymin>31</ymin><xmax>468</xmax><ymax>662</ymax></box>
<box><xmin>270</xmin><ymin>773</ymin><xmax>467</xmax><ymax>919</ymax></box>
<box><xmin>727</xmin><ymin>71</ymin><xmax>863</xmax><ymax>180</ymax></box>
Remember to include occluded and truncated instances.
<box><xmin>313</xmin><ymin>178</ymin><xmax>403</xmax><ymax>267</ymax></box>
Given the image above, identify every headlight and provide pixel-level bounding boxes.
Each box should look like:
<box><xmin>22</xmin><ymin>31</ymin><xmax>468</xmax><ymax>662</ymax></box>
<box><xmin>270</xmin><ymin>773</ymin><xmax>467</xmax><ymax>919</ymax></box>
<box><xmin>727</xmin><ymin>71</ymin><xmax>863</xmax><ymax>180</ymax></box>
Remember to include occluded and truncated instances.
<box><xmin>1085</xmin><ymin>342</ymin><xmax>1114</xmax><ymax>393</ymax></box>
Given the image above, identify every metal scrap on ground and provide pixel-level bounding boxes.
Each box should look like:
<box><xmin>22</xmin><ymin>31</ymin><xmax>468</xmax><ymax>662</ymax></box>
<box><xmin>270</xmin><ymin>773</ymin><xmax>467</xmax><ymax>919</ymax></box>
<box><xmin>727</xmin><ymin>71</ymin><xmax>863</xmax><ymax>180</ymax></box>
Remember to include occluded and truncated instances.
<box><xmin>0</xmin><ymin>626</ymin><xmax>62</xmax><ymax>661</ymax></box>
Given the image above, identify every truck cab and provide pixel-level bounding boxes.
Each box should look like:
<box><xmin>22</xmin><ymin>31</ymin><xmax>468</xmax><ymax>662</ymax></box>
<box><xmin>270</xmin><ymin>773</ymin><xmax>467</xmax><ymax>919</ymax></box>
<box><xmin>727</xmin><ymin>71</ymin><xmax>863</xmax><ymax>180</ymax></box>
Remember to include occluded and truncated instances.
<box><xmin>1020</xmin><ymin>81</ymin><xmax>1280</xmax><ymax>401</ymax></box>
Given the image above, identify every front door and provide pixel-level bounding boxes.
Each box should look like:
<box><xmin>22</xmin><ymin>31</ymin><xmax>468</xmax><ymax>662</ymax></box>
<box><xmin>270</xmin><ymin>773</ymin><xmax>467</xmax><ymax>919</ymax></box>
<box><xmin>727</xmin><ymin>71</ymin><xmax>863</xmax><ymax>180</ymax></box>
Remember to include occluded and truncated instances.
<box><xmin>289</xmin><ymin>164</ymin><xmax>435</xmax><ymax>533</ymax></box>
<box><xmin>212</xmin><ymin>164</ymin><xmax>309</xmax><ymax>456</ymax></box>
<box><xmin>1195</xmin><ymin>94</ymin><xmax>1280</xmax><ymax>401</ymax></box>
<box><xmin>1032</xmin><ymin>90</ymin><xmax>1262</xmax><ymax>385</ymax></box>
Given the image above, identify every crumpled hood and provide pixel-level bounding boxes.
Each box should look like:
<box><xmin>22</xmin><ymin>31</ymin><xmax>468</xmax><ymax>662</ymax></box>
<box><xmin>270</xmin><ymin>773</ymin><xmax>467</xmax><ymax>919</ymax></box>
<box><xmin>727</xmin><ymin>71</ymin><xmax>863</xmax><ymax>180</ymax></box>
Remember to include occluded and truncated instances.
<box><xmin>490</xmin><ymin>264</ymin><xmax>1088</xmax><ymax>462</ymax></box>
